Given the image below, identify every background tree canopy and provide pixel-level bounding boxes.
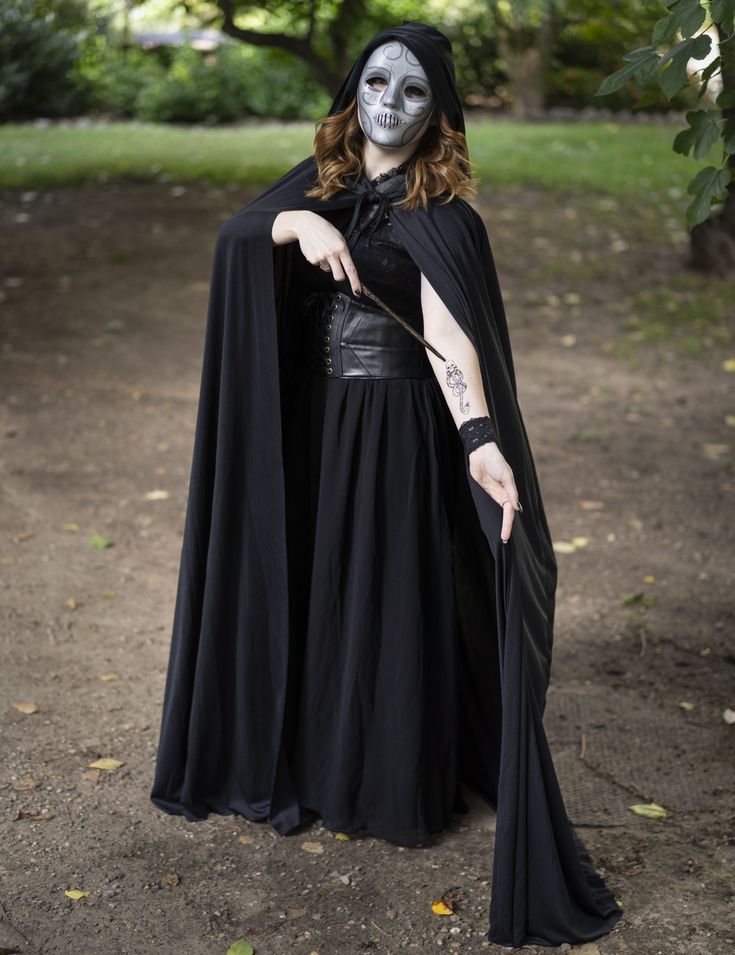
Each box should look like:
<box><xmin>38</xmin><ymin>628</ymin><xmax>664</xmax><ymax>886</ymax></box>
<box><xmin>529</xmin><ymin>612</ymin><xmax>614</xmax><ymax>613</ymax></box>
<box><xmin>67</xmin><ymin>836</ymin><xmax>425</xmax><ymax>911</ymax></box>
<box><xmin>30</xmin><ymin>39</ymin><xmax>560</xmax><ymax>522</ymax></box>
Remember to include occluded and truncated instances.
<box><xmin>0</xmin><ymin>0</ymin><xmax>700</xmax><ymax>123</ymax></box>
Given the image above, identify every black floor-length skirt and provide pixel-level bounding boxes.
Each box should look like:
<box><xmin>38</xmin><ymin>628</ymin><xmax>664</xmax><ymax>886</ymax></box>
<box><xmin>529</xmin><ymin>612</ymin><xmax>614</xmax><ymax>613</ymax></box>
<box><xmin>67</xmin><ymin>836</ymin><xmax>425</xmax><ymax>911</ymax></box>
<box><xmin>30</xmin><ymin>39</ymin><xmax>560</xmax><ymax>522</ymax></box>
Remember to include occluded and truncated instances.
<box><xmin>279</xmin><ymin>361</ymin><xmax>472</xmax><ymax>846</ymax></box>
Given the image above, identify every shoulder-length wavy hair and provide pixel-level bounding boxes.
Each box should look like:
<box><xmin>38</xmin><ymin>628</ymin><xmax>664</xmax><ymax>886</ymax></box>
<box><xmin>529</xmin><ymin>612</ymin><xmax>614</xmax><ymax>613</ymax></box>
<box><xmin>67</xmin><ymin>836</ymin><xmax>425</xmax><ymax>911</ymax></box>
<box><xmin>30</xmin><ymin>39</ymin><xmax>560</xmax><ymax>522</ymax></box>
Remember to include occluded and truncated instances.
<box><xmin>304</xmin><ymin>96</ymin><xmax>477</xmax><ymax>211</ymax></box>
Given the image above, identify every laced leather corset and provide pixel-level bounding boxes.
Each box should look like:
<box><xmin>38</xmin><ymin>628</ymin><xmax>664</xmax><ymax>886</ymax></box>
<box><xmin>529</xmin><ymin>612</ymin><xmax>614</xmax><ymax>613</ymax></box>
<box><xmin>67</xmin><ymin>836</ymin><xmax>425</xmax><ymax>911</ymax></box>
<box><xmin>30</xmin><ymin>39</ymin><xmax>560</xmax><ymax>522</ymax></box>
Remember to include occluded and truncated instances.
<box><xmin>298</xmin><ymin>163</ymin><xmax>433</xmax><ymax>379</ymax></box>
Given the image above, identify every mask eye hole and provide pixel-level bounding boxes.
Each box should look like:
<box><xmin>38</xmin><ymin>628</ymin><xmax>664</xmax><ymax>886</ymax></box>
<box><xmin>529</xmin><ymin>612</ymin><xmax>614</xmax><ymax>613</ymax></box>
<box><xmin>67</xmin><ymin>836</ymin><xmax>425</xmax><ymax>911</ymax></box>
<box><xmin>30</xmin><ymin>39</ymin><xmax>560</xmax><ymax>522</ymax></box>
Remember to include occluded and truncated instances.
<box><xmin>366</xmin><ymin>75</ymin><xmax>387</xmax><ymax>91</ymax></box>
<box><xmin>405</xmin><ymin>85</ymin><xmax>429</xmax><ymax>100</ymax></box>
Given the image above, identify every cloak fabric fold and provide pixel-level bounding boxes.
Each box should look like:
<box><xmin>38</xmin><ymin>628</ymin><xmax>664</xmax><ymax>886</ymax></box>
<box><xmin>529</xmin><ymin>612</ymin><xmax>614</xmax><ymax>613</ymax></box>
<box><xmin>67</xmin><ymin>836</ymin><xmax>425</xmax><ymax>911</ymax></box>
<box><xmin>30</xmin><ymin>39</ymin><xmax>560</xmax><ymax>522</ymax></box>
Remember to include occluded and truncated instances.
<box><xmin>150</xmin><ymin>149</ymin><xmax>623</xmax><ymax>947</ymax></box>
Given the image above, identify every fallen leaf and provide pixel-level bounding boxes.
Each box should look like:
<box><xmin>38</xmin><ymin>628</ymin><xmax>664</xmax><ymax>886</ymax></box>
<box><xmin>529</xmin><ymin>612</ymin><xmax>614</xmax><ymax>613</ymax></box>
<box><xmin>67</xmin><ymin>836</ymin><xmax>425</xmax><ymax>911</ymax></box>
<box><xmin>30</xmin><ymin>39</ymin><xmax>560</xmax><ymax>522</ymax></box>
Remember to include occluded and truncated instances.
<box><xmin>579</xmin><ymin>500</ymin><xmax>605</xmax><ymax>510</ymax></box>
<box><xmin>629</xmin><ymin>802</ymin><xmax>667</xmax><ymax>819</ymax></box>
<box><xmin>431</xmin><ymin>886</ymin><xmax>463</xmax><ymax>916</ymax></box>
<box><xmin>15</xmin><ymin>531</ymin><xmax>34</xmax><ymax>542</ymax></box>
<box><xmin>63</xmin><ymin>522</ymin><xmax>80</xmax><ymax>532</ymax></box>
<box><xmin>89</xmin><ymin>534</ymin><xmax>112</xmax><ymax>550</ymax></box>
<box><xmin>642</xmin><ymin>575</ymin><xmax>656</xmax><ymax>584</ymax></box>
<box><xmin>552</xmin><ymin>540</ymin><xmax>577</xmax><ymax>554</ymax></box>
<box><xmin>722</xmin><ymin>358</ymin><xmax>735</xmax><ymax>372</ymax></box>
<box><xmin>144</xmin><ymin>489</ymin><xmax>170</xmax><ymax>501</ymax></box>
<box><xmin>678</xmin><ymin>701</ymin><xmax>696</xmax><ymax>711</ymax></box>
<box><xmin>11</xmin><ymin>701</ymin><xmax>40</xmax><ymax>714</ymax></box>
<box><xmin>15</xmin><ymin>809</ymin><xmax>54</xmax><ymax>821</ymax></box>
<box><xmin>99</xmin><ymin>673</ymin><xmax>119</xmax><ymax>682</ymax></box>
<box><xmin>301</xmin><ymin>841</ymin><xmax>325</xmax><ymax>854</ymax></box>
<box><xmin>726</xmin><ymin>415</ymin><xmax>735</xmax><ymax>428</ymax></box>
<box><xmin>227</xmin><ymin>941</ymin><xmax>255</xmax><ymax>955</ymax></box>
<box><xmin>65</xmin><ymin>597</ymin><xmax>77</xmax><ymax>609</ymax></box>
<box><xmin>334</xmin><ymin>832</ymin><xmax>350</xmax><ymax>841</ymax></box>
<box><xmin>12</xmin><ymin>777</ymin><xmax>41</xmax><ymax>790</ymax></box>
<box><xmin>101</xmin><ymin>590</ymin><xmax>117</xmax><ymax>599</ymax></box>
<box><xmin>723</xmin><ymin>708</ymin><xmax>735</xmax><ymax>725</ymax></box>
<box><xmin>622</xmin><ymin>592</ymin><xmax>655</xmax><ymax>608</ymax></box>
<box><xmin>159</xmin><ymin>872</ymin><xmax>180</xmax><ymax>887</ymax></box>
<box><xmin>64</xmin><ymin>889</ymin><xmax>90</xmax><ymax>900</ymax></box>
<box><xmin>238</xmin><ymin>835</ymin><xmax>253</xmax><ymax>845</ymax></box>
<box><xmin>87</xmin><ymin>758</ymin><xmax>124</xmax><ymax>771</ymax></box>
<box><xmin>571</xmin><ymin>536</ymin><xmax>589</xmax><ymax>548</ymax></box>
<box><xmin>431</xmin><ymin>900</ymin><xmax>454</xmax><ymax>915</ymax></box>
<box><xmin>702</xmin><ymin>443</ymin><xmax>729</xmax><ymax>460</ymax></box>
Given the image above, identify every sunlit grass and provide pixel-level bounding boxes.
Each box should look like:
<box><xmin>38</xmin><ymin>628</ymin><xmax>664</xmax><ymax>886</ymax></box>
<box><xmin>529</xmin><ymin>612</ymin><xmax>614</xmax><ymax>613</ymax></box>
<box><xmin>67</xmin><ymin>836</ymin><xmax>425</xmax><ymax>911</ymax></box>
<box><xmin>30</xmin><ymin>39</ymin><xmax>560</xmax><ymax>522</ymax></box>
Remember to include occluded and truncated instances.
<box><xmin>0</xmin><ymin>117</ymin><xmax>709</xmax><ymax>197</ymax></box>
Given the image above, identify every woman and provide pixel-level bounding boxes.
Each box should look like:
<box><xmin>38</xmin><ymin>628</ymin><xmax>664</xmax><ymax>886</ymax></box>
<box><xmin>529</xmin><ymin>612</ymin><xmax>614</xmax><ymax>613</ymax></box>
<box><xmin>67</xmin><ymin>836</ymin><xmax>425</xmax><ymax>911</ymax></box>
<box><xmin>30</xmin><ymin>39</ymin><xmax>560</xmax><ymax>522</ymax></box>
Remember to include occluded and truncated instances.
<box><xmin>150</xmin><ymin>21</ymin><xmax>623</xmax><ymax>948</ymax></box>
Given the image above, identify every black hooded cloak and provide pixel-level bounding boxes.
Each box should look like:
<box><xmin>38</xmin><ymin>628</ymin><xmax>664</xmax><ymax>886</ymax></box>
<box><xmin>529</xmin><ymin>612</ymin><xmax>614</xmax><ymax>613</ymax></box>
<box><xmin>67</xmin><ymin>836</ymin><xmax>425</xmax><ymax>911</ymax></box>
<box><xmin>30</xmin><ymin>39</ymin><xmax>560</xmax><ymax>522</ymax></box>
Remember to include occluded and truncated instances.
<box><xmin>150</xmin><ymin>20</ymin><xmax>624</xmax><ymax>948</ymax></box>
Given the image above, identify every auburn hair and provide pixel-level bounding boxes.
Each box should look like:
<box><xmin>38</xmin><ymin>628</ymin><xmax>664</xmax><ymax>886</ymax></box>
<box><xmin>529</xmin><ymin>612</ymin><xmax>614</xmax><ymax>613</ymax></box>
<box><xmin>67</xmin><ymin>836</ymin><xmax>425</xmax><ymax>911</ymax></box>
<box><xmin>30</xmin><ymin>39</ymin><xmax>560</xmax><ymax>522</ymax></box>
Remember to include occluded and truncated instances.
<box><xmin>304</xmin><ymin>96</ymin><xmax>477</xmax><ymax>211</ymax></box>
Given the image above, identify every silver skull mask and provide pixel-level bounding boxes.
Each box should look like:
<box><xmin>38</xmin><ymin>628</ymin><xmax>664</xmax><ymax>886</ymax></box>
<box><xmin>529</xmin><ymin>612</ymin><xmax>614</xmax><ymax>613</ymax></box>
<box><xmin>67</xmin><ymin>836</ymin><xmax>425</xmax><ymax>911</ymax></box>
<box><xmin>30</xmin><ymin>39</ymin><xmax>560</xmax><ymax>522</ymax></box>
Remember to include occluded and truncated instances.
<box><xmin>356</xmin><ymin>41</ymin><xmax>435</xmax><ymax>149</ymax></box>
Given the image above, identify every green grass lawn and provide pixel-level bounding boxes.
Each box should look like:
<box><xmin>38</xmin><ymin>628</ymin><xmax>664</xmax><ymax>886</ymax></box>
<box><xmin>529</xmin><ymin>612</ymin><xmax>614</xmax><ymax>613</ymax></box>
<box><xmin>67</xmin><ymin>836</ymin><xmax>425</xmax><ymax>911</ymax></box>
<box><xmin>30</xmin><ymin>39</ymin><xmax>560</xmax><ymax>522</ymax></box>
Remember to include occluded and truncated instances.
<box><xmin>0</xmin><ymin>117</ymin><xmax>711</xmax><ymax>198</ymax></box>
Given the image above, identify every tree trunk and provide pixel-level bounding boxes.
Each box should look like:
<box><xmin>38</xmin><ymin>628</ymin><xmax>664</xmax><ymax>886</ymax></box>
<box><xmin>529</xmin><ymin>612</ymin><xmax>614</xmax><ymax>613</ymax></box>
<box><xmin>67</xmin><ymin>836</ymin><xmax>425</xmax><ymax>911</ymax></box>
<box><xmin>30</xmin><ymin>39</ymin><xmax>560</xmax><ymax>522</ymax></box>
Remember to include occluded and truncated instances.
<box><xmin>689</xmin><ymin>23</ymin><xmax>735</xmax><ymax>274</ymax></box>
<box><xmin>494</xmin><ymin>12</ymin><xmax>555</xmax><ymax>120</ymax></box>
<box><xmin>216</xmin><ymin>0</ymin><xmax>360</xmax><ymax>97</ymax></box>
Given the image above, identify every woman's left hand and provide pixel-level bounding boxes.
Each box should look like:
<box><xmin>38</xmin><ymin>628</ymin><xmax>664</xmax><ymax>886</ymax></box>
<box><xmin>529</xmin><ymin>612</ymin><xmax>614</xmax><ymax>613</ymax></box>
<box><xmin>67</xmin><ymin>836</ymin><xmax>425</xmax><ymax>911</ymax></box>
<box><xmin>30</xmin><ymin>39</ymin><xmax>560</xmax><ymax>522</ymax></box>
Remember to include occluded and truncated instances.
<box><xmin>467</xmin><ymin>442</ymin><xmax>522</xmax><ymax>543</ymax></box>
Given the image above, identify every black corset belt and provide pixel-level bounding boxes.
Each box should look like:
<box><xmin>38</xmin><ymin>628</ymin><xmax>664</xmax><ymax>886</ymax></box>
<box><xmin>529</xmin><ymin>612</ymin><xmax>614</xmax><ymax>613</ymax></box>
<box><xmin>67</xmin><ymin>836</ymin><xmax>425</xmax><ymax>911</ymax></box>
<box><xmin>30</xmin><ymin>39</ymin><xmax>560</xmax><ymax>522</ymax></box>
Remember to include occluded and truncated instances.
<box><xmin>303</xmin><ymin>290</ymin><xmax>433</xmax><ymax>379</ymax></box>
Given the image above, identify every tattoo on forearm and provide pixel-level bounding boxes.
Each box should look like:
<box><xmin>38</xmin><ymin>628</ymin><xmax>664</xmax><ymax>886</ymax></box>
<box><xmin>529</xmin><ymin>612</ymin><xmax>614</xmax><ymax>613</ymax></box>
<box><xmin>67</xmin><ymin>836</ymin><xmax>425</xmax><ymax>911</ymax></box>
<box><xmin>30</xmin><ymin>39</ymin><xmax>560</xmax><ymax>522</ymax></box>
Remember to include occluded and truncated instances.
<box><xmin>445</xmin><ymin>359</ymin><xmax>470</xmax><ymax>415</ymax></box>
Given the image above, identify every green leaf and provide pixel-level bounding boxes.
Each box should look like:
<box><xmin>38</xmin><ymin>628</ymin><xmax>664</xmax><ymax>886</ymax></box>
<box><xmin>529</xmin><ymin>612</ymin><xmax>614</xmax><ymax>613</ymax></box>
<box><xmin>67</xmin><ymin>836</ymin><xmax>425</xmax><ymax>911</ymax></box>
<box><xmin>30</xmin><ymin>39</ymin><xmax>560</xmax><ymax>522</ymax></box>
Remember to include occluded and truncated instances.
<box><xmin>594</xmin><ymin>47</ymin><xmax>660</xmax><ymax>97</ymax></box>
<box><xmin>685</xmin><ymin>165</ymin><xmax>732</xmax><ymax>227</ymax></box>
<box><xmin>658</xmin><ymin>34</ymin><xmax>712</xmax><ymax>98</ymax></box>
<box><xmin>716</xmin><ymin>87</ymin><xmax>735</xmax><ymax>109</ymax></box>
<box><xmin>723</xmin><ymin>117</ymin><xmax>735</xmax><ymax>153</ymax></box>
<box><xmin>672</xmin><ymin>109</ymin><xmax>722</xmax><ymax>158</ymax></box>
<box><xmin>89</xmin><ymin>533</ymin><xmax>112</xmax><ymax>550</ymax></box>
<box><xmin>653</xmin><ymin>0</ymin><xmax>706</xmax><ymax>44</ymax></box>
<box><xmin>633</xmin><ymin>89</ymin><xmax>664</xmax><ymax>110</ymax></box>
<box><xmin>697</xmin><ymin>58</ymin><xmax>722</xmax><ymax>99</ymax></box>
<box><xmin>711</xmin><ymin>0</ymin><xmax>735</xmax><ymax>32</ymax></box>
<box><xmin>226</xmin><ymin>941</ymin><xmax>255</xmax><ymax>955</ymax></box>
<box><xmin>622</xmin><ymin>44</ymin><xmax>659</xmax><ymax>62</ymax></box>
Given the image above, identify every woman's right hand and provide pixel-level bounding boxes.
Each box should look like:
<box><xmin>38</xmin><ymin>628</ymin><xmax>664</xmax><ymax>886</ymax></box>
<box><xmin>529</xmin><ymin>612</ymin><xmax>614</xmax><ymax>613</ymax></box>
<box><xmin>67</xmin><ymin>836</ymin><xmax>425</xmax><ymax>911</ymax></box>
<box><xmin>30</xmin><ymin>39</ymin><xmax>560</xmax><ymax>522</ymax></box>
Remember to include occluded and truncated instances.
<box><xmin>272</xmin><ymin>210</ymin><xmax>362</xmax><ymax>296</ymax></box>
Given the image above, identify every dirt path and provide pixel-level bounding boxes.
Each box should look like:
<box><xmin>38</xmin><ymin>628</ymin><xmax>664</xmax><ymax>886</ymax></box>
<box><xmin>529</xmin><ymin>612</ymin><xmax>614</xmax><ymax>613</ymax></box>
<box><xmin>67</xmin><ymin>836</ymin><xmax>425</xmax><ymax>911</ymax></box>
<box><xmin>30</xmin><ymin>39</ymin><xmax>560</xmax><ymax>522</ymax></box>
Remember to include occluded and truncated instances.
<box><xmin>0</xmin><ymin>181</ymin><xmax>733</xmax><ymax>955</ymax></box>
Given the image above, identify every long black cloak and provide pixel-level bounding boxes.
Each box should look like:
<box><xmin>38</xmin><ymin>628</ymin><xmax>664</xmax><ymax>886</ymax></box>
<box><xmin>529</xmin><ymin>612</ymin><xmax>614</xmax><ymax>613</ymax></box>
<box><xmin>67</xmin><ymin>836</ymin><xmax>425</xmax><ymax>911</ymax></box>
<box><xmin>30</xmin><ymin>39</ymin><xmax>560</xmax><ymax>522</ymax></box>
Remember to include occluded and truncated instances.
<box><xmin>150</xmin><ymin>21</ymin><xmax>624</xmax><ymax>948</ymax></box>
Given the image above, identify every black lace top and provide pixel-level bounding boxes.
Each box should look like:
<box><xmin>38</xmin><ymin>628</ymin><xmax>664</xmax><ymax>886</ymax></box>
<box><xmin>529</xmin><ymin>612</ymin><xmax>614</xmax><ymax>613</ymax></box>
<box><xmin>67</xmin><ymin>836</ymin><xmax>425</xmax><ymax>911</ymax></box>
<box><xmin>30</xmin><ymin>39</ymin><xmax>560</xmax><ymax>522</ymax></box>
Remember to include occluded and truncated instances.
<box><xmin>295</xmin><ymin>162</ymin><xmax>424</xmax><ymax>331</ymax></box>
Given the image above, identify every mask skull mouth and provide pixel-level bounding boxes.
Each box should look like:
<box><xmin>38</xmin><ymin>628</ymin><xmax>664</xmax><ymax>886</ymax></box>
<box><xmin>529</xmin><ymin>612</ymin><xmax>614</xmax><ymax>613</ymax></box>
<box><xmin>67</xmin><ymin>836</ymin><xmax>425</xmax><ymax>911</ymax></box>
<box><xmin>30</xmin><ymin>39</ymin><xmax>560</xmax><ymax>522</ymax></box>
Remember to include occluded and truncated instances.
<box><xmin>375</xmin><ymin>111</ymin><xmax>405</xmax><ymax>129</ymax></box>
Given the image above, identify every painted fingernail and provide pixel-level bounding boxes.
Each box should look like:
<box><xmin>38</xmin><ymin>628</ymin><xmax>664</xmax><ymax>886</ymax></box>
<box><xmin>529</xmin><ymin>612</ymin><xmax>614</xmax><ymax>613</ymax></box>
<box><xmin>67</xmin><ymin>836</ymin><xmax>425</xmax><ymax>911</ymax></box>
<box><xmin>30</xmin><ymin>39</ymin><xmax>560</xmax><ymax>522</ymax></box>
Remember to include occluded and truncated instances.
<box><xmin>501</xmin><ymin>537</ymin><xmax>508</xmax><ymax>544</ymax></box>
<box><xmin>517</xmin><ymin>502</ymin><xmax>523</xmax><ymax>512</ymax></box>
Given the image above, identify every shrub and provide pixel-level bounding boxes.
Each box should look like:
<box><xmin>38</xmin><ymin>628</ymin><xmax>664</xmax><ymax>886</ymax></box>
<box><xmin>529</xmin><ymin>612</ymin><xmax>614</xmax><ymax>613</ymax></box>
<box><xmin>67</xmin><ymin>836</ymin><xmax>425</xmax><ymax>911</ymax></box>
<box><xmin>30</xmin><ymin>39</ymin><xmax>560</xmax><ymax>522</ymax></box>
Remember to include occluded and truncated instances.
<box><xmin>0</xmin><ymin>0</ymin><xmax>90</xmax><ymax>119</ymax></box>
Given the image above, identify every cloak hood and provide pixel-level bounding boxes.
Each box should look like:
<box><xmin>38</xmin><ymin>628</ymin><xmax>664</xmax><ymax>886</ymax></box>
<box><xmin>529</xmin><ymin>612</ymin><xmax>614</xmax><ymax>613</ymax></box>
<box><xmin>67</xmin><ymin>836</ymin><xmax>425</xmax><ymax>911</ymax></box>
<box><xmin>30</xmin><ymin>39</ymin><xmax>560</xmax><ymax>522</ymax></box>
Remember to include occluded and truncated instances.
<box><xmin>150</xmin><ymin>21</ymin><xmax>623</xmax><ymax>948</ymax></box>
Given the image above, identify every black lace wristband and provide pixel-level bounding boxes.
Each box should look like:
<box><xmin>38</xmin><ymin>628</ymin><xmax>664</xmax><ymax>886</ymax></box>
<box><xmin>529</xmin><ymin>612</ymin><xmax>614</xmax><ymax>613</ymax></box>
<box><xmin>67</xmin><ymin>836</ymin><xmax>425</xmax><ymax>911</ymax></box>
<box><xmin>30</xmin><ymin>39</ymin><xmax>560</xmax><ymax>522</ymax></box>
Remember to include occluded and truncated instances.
<box><xmin>458</xmin><ymin>415</ymin><xmax>497</xmax><ymax>455</ymax></box>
